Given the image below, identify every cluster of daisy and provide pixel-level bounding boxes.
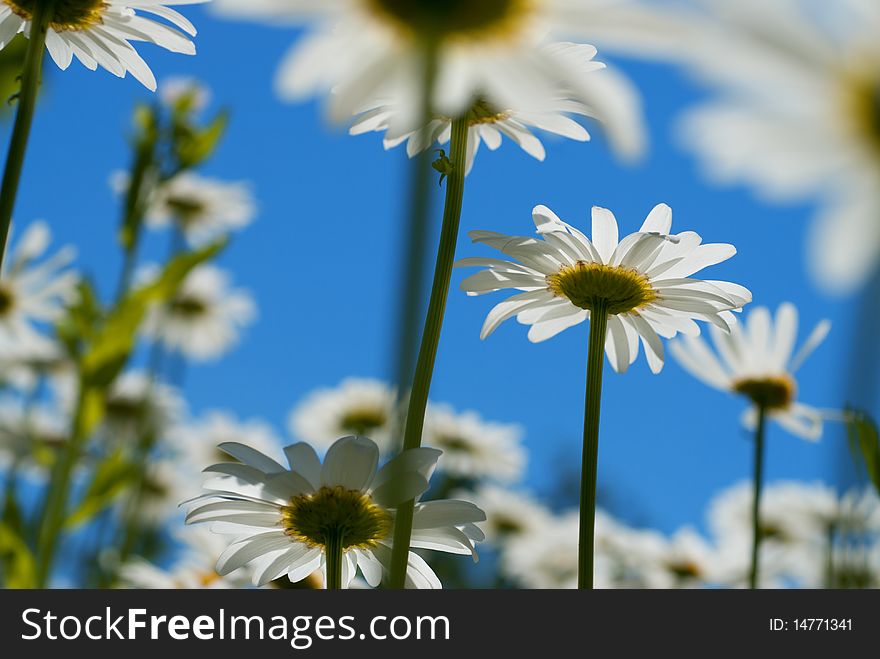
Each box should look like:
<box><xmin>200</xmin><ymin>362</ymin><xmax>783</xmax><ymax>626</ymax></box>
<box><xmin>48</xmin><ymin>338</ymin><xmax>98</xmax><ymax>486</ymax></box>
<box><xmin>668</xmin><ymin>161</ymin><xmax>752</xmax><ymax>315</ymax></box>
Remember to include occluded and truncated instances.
<box><xmin>475</xmin><ymin>481</ymin><xmax>880</xmax><ymax>590</ymax></box>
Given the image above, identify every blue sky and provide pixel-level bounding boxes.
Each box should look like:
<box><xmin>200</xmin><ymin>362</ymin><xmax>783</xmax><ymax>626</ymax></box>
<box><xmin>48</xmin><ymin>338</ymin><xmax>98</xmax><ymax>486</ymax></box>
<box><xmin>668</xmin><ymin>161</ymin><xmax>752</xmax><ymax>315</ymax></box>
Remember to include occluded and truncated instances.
<box><xmin>7</xmin><ymin>7</ymin><xmax>876</xmax><ymax>536</ymax></box>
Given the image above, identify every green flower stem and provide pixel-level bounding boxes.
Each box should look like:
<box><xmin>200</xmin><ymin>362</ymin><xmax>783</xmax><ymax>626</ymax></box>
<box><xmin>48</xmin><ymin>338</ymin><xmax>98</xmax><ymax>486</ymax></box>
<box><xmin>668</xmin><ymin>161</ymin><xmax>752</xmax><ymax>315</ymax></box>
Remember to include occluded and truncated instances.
<box><xmin>578</xmin><ymin>301</ymin><xmax>609</xmax><ymax>589</ymax></box>
<box><xmin>325</xmin><ymin>532</ymin><xmax>344</xmax><ymax>590</ymax></box>
<box><xmin>392</xmin><ymin>42</ymin><xmax>438</xmax><ymax>448</ymax></box>
<box><xmin>0</xmin><ymin>1</ymin><xmax>53</xmax><ymax>273</ymax></box>
<box><xmin>115</xmin><ymin>144</ymin><xmax>159</xmax><ymax>303</ymax></box>
<box><xmin>387</xmin><ymin>116</ymin><xmax>469</xmax><ymax>589</ymax></box>
<box><xmin>36</xmin><ymin>380</ymin><xmax>89</xmax><ymax>587</ymax></box>
<box><xmin>824</xmin><ymin>523</ymin><xmax>836</xmax><ymax>589</ymax></box>
<box><xmin>749</xmin><ymin>404</ymin><xmax>767</xmax><ymax>590</ymax></box>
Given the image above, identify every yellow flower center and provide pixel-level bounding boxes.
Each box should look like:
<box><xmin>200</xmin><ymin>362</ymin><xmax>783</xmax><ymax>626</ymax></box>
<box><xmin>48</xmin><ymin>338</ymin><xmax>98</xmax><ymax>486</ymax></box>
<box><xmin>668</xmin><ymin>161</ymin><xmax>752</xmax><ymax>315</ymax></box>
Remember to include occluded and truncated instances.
<box><xmin>842</xmin><ymin>72</ymin><xmax>880</xmax><ymax>157</ymax></box>
<box><xmin>5</xmin><ymin>0</ymin><xmax>107</xmax><ymax>32</ymax></box>
<box><xmin>667</xmin><ymin>560</ymin><xmax>702</xmax><ymax>580</ymax></box>
<box><xmin>546</xmin><ymin>262</ymin><xmax>658</xmax><ymax>315</ymax></box>
<box><xmin>465</xmin><ymin>98</ymin><xmax>510</xmax><ymax>126</ymax></box>
<box><xmin>732</xmin><ymin>375</ymin><xmax>796</xmax><ymax>411</ymax></box>
<box><xmin>433</xmin><ymin>434</ymin><xmax>473</xmax><ymax>455</ymax></box>
<box><xmin>168</xmin><ymin>295</ymin><xmax>208</xmax><ymax>318</ymax></box>
<box><xmin>339</xmin><ymin>408</ymin><xmax>387</xmax><ymax>436</ymax></box>
<box><xmin>281</xmin><ymin>486</ymin><xmax>392</xmax><ymax>551</ymax></box>
<box><xmin>0</xmin><ymin>284</ymin><xmax>15</xmax><ymax>317</ymax></box>
<box><xmin>365</xmin><ymin>0</ymin><xmax>533</xmax><ymax>44</ymax></box>
<box><xmin>165</xmin><ymin>195</ymin><xmax>208</xmax><ymax>224</ymax></box>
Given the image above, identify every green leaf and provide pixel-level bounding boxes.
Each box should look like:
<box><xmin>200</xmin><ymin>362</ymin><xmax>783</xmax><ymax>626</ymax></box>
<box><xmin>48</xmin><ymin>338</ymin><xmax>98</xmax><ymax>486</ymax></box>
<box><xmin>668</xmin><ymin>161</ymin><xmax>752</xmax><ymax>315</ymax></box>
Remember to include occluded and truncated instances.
<box><xmin>0</xmin><ymin>521</ymin><xmax>37</xmax><ymax>588</ymax></box>
<box><xmin>173</xmin><ymin>110</ymin><xmax>229</xmax><ymax>170</ymax></box>
<box><xmin>66</xmin><ymin>450</ymin><xmax>140</xmax><ymax>528</ymax></box>
<box><xmin>56</xmin><ymin>278</ymin><xmax>102</xmax><ymax>359</ymax></box>
<box><xmin>81</xmin><ymin>239</ymin><xmax>226</xmax><ymax>390</ymax></box>
<box><xmin>846</xmin><ymin>409</ymin><xmax>880</xmax><ymax>496</ymax></box>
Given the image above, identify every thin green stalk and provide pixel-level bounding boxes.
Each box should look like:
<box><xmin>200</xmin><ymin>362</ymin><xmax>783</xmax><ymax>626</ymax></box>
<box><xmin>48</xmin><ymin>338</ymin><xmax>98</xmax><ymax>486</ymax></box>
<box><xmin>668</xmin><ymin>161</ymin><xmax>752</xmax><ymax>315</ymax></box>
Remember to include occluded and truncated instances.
<box><xmin>578</xmin><ymin>301</ymin><xmax>609</xmax><ymax>589</ymax></box>
<box><xmin>115</xmin><ymin>147</ymin><xmax>158</xmax><ymax>303</ymax></box>
<box><xmin>325</xmin><ymin>532</ymin><xmax>343</xmax><ymax>590</ymax></box>
<box><xmin>749</xmin><ymin>405</ymin><xmax>767</xmax><ymax>590</ymax></box>
<box><xmin>824</xmin><ymin>523</ymin><xmax>836</xmax><ymax>589</ymax></box>
<box><xmin>392</xmin><ymin>42</ymin><xmax>438</xmax><ymax>449</ymax></box>
<box><xmin>0</xmin><ymin>1</ymin><xmax>53</xmax><ymax>272</ymax></box>
<box><xmin>36</xmin><ymin>380</ymin><xmax>88</xmax><ymax>587</ymax></box>
<box><xmin>387</xmin><ymin>116</ymin><xmax>469</xmax><ymax>589</ymax></box>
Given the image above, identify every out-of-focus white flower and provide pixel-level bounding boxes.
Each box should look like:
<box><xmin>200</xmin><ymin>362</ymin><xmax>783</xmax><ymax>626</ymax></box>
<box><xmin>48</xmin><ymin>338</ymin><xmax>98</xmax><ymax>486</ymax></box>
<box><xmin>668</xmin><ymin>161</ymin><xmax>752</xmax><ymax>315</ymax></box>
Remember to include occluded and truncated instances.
<box><xmin>143</xmin><ymin>173</ymin><xmax>257</xmax><ymax>247</ymax></box>
<box><xmin>671</xmin><ymin>303</ymin><xmax>831</xmax><ymax>441</ymax></box>
<box><xmin>170</xmin><ymin>410</ymin><xmax>284</xmax><ymax>477</ymax></box>
<box><xmin>288</xmin><ymin>378</ymin><xmax>397</xmax><ymax>455</ymax></box>
<box><xmin>0</xmin><ymin>399</ymin><xmax>68</xmax><ymax>477</ymax></box>
<box><xmin>453</xmin><ymin>484</ymin><xmax>553</xmax><ymax>545</ymax></box>
<box><xmin>671</xmin><ymin>0</ymin><xmax>880</xmax><ymax>292</ymax></box>
<box><xmin>140</xmin><ymin>264</ymin><xmax>257</xmax><ymax>362</ymax></box>
<box><xmin>119</xmin><ymin>526</ymin><xmax>253</xmax><ymax>589</ymax></box>
<box><xmin>0</xmin><ymin>221</ymin><xmax>78</xmax><ymax>346</ymax></box>
<box><xmin>423</xmin><ymin>404</ymin><xmax>525</xmax><ymax>483</ymax></box>
<box><xmin>160</xmin><ymin>76</ymin><xmax>213</xmax><ymax>112</ymax></box>
<box><xmin>0</xmin><ymin>0</ymin><xmax>207</xmax><ymax>91</ymax></box>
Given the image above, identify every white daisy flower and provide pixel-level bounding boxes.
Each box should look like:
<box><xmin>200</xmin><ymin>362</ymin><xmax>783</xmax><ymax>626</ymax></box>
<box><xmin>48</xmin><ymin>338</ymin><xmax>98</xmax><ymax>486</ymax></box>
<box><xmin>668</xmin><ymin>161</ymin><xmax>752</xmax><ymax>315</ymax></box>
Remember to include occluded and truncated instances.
<box><xmin>144</xmin><ymin>173</ymin><xmax>257</xmax><ymax>247</ymax></box>
<box><xmin>670</xmin><ymin>0</ymin><xmax>880</xmax><ymax>291</ymax></box>
<box><xmin>120</xmin><ymin>526</ymin><xmax>253</xmax><ymax>589</ymax></box>
<box><xmin>638</xmin><ymin>527</ymin><xmax>719</xmax><ymax>589</ymax></box>
<box><xmin>707</xmin><ymin>480</ymin><xmax>828</xmax><ymax>587</ymax></box>
<box><xmin>0</xmin><ymin>221</ymin><xmax>78</xmax><ymax>346</ymax></box>
<box><xmin>140</xmin><ymin>264</ymin><xmax>257</xmax><ymax>362</ymax></box>
<box><xmin>170</xmin><ymin>410</ymin><xmax>284</xmax><ymax>477</ymax></box>
<box><xmin>94</xmin><ymin>370</ymin><xmax>186</xmax><ymax>443</ymax></box>
<box><xmin>0</xmin><ymin>0</ymin><xmax>207</xmax><ymax>91</ymax></box>
<box><xmin>458</xmin><ymin>203</ymin><xmax>751</xmax><ymax>373</ymax></box>
<box><xmin>0</xmin><ymin>398</ymin><xmax>68</xmax><ymax>476</ymax></box>
<box><xmin>160</xmin><ymin>75</ymin><xmax>212</xmax><ymax>111</ymax></box>
<box><xmin>423</xmin><ymin>403</ymin><xmax>525</xmax><ymax>483</ymax></box>
<box><xmin>670</xmin><ymin>303</ymin><xmax>831</xmax><ymax>441</ymax></box>
<box><xmin>0</xmin><ymin>331</ymin><xmax>71</xmax><ymax>392</ymax></box>
<box><xmin>453</xmin><ymin>484</ymin><xmax>553</xmax><ymax>545</ymax></box>
<box><xmin>212</xmin><ymin>0</ymin><xmax>625</xmax><ymax>126</ymax></box>
<box><xmin>349</xmin><ymin>43</ymin><xmax>646</xmax><ymax>171</ymax></box>
<box><xmin>288</xmin><ymin>378</ymin><xmax>396</xmax><ymax>455</ymax></box>
<box><xmin>184</xmin><ymin>435</ymin><xmax>486</xmax><ymax>589</ymax></box>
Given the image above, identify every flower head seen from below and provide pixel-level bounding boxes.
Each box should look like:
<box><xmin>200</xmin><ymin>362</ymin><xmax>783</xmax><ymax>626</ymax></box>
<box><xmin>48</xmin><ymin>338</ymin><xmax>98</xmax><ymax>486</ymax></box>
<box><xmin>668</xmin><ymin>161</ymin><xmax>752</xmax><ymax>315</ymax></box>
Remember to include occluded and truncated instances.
<box><xmin>454</xmin><ymin>484</ymin><xmax>552</xmax><ymax>546</ymax></box>
<box><xmin>144</xmin><ymin>173</ymin><xmax>257</xmax><ymax>247</ymax></box>
<box><xmin>670</xmin><ymin>303</ymin><xmax>831</xmax><ymax>441</ymax></box>
<box><xmin>212</xmin><ymin>0</ymin><xmax>621</xmax><ymax>127</ymax></box>
<box><xmin>0</xmin><ymin>221</ymin><xmax>78</xmax><ymax>346</ymax></box>
<box><xmin>0</xmin><ymin>1</ymin><xmax>207</xmax><ymax>90</ymax></box>
<box><xmin>458</xmin><ymin>203</ymin><xmax>751</xmax><ymax>373</ymax></box>
<box><xmin>349</xmin><ymin>43</ymin><xmax>647</xmax><ymax>173</ymax></box>
<box><xmin>288</xmin><ymin>378</ymin><xmax>396</xmax><ymax>455</ymax></box>
<box><xmin>140</xmin><ymin>264</ymin><xmax>257</xmax><ymax>362</ymax></box>
<box><xmin>423</xmin><ymin>403</ymin><xmax>525</xmax><ymax>483</ymax></box>
<box><xmin>671</xmin><ymin>0</ymin><xmax>880</xmax><ymax>292</ymax></box>
<box><xmin>184</xmin><ymin>436</ymin><xmax>486</xmax><ymax>589</ymax></box>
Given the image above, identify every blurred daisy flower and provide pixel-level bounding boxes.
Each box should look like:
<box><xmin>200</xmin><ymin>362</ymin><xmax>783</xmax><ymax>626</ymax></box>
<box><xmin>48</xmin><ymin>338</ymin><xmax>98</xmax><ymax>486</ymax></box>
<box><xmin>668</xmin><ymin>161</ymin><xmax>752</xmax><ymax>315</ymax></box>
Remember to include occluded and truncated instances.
<box><xmin>140</xmin><ymin>264</ymin><xmax>257</xmax><ymax>362</ymax></box>
<box><xmin>144</xmin><ymin>173</ymin><xmax>256</xmax><ymax>247</ymax></box>
<box><xmin>184</xmin><ymin>435</ymin><xmax>486</xmax><ymax>589</ymax></box>
<box><xmin>672</xmin><ymin>0</ymin><xmax>880</xmax><ymax>291</ymax></box>
<box><xmin>0</xmin><ymin>221</ymin><xmax>78</xmax><ymax>346</ymax></box>
<box><xmin>92</xmin><ymin>370</ymin><xmax>186</xmax><ymax>443</ymax></box>
<box><xmin>0</xmin><ymin>0</ymin><xmax>207</xmax><ymax>90</ymax></box>
<box><xmin>288</xmin><ymin>378</ymin><xmax>396</xmax><ymax>455</ymax></box>
<box><xmin>171</xmin><ymin>410</ymin><xmax>284</xmax><ymax>476</ymax></box>
<box><xmin>213</xmin><ymin>0</ymin><xmax>655</xmax><ymax>129</ymax></box>
<box><xmin>120</xmin><ymin>526</ymin><xmax>254</xmax><ymax>589</ymax></box>
<box><xmin>458</xmin><ymin>203</ymin><xmax>751</xmax><ymax>373</ymax></box>
<box><xmin>453</xmin><ymin>484</ymin><xmax>552</xmax><ymax>545</ymax></box>
<box><xmin>670</xmin><ymin>303</ymin><xmax>831</xmax><ymax>441</ymax></box>
<box><xmin>423</xmin><ymin>403</ymin><xmax>525</xmax><ymax>483</ymax></box>
<box><xmin>0</xmin><ymin>399</ymin><xmax>69</xmax><ymax>477</ymax></box>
